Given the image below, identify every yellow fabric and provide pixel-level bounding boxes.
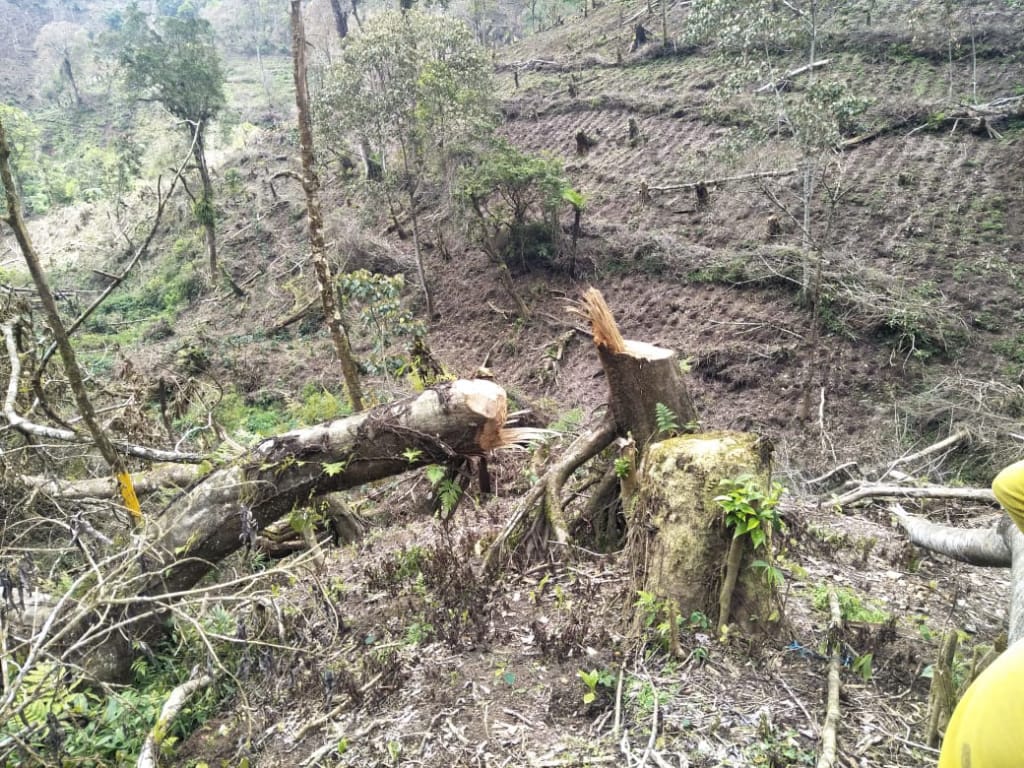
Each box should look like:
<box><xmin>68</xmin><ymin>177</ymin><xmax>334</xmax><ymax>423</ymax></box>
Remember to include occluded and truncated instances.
<box><xmin>992</xmin><ymin>459</ymin><xmax>1024</xmax><ymax>534</ymax></box>
<box><xmin>938</xmin><ymin>640</ymin><xmax>1024</xmax><ymax>767</ymax></box>
<box><xmin>938</xmin><ymin>461</ymin><xmax>1024</xmax><ymax>766</ymax></box>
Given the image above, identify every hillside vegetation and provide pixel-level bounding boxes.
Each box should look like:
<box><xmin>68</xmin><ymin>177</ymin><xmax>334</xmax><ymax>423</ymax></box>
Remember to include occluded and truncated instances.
<box><xmin>1</xmin><ymin>0</ymin><xmax>1023</xmax><ymax>766</ymax></box>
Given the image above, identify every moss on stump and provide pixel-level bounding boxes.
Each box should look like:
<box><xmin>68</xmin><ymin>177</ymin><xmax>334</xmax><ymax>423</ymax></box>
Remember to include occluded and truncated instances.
<box><xmin>631</xmin><ymin>430</ymin><xmax>779</xmax><ymax>635</ymax></box>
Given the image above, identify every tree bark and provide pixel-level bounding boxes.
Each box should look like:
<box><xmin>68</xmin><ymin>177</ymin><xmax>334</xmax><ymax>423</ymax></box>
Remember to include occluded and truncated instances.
<box><xmin>189</xmin><ymin>122</ymin><xmax>218</xmax><ymax>278</ymax></box>
<box><xmin>90</xmin><ymin>379</ymin><xmax>511</xmax><ymax>682</ymax></box>
<box><xmin>581</xmin><ymin>288</ymin><xmax>697</xmax><ymax>450</ymax></box>
<box><xmin>291</xmin><ymin>0</ymin><xmax>364</xmax><ymax>412</ymax></box>
<box><xmin>632</xmin><ymin>431</ymin><xmax>778</xmax><ymax>634</ymax></box>
<box><xmin>328</xmin><ymin>0</ymin><xmax>349</xmax><ymax>39</ymax></box>
<box><xmin>893</xmin><ymin>504</ymin><xmax>1024</xmax><ymax>644</ymax></box>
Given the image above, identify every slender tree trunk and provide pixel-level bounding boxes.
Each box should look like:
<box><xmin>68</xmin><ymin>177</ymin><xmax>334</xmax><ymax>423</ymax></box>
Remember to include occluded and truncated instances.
<box><xmin>291</xmin><ymin>0</ymin><xmax>364</xmax><ymax>412</ymax></box>
<box><xmin>61</xmin><ymin>54</ymin><xmax>82</xmax><ymax>107</ymax></box>
<box><xmin>0</xmin><ymin>115</ymin><xmax>142</xmax><ymax>526</ymax></box>
<box><xmin>399</xmin><ymin>142</ymin><xmax>436</xmax><ymax>320</ymax></box>
<box><xmin>190</xmin><ymin>123</ymin><xmax>218</xmax><ymax>278</ymax></box>
<box><xmin>328</xmin><ymin>0</ymin><xmax>349</xmax><ymax>39</ymax></box>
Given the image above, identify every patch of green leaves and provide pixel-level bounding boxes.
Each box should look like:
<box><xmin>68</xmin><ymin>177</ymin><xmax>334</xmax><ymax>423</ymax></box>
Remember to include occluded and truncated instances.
<box><xmin>715</xmin><ymin>475</ymin><xmax>785</xmax><ymax>551</ymax></box>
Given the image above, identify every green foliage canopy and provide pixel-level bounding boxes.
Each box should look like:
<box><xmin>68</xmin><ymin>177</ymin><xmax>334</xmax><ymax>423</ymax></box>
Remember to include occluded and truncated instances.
<box><xmin>317</xmin><ymin>9</ymin><xmax>495</xmax><ymax>173</ymax></box>
<box><xmin>456</xmin><ymin>138</ymin><xmax>567</xmax><ymax>227</ymax></box>
<box><xmin>117</xmin><ymin>5</ymin><xmax>226</xmax><ymax>127</ymax></box>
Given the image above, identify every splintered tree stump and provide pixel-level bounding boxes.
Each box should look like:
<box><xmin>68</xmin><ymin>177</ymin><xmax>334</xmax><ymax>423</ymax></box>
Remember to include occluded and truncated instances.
<box><xmin>631</xmin><ymin>430</ymin><xmax>779</xmax><ymax>635</ymax></box>
<box><xmin>582</xmin><ymin>288</ymin><xmax>697</xmax><ymax>449</ymax></box>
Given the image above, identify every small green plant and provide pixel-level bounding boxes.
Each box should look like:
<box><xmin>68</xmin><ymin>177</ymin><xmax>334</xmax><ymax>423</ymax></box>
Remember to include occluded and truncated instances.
<box><xmin>577</xmin><ymin>668</ymin><xmax>616</xmax><ymax>705</ymax></box>
<box><xmin>613</xmin><ymin>456</ymin><xmax>632</xmax><ymax>478</ymax></box>
<box><xmin>688</xmin><ymin>610</ymin><xmax>710</xmax><ymax>630</ymax></box>
<box><xmin>654</xmin><ymin>402</ymin><xmax>680</xmax><ymax>436</ymax></box>
<box><xmin>424</xmin><ymin>464</ymin><xmax>462</xmax><ymax>518</ymax></box>
<box><xmin>852</xmin><ymin>652</ymin><xmax>874</xmax><ymax>682</ymax></box>
<box><xmin>715</xmin><ymin>476</ymin><xmax>785</xmax><ymax>550</ymax></box>
<box><xmin>750</xmin><ymin>558</ymin><xmax>785</xmax><ymax>587</ymax></box>
<box><xmin>634</xmin><ymin>590</ymin><xmax>681</xmax><ymax>652</ymax></box>
<box><xmin>404</xmin><ymin>620</ymin><xmax>434</xmax><ymax>646</ymax></box>
<box><xmin>812</xmin><ymin>585</ymin><xmax>890</xmax><ymax>624</ymax></box>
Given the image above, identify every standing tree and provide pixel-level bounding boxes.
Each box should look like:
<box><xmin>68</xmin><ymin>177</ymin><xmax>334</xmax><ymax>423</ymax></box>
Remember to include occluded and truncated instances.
<box><xmin>291</xmin><ymin>0</ymin><xmax>364</xmax><ymax>412</ymax></box>
<box><xmin>318</xmin><ymin>9</ymin><xmax>495</xmax><ymax>321</ymax></box>
<box><xmin>117</xmin><ymin>5</ymin><xmax>226</xmax><ymax>277</ymax></box>
<box><xmin>0</xmin><ymin>115</ymin><xmax>143</xmax><ymax>527</ymax></box>
<box><xmin>456</xmin><ymin>139</ymin><xmax>569</xmax><ymax>318</ymax></box>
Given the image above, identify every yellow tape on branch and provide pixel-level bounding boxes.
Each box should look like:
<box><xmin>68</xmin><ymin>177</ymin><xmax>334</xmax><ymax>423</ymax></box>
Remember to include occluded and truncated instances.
<box><xmin>117</xmin><ymin>471</ymin><xmax>143</xmax><ymax>526</ymax></box>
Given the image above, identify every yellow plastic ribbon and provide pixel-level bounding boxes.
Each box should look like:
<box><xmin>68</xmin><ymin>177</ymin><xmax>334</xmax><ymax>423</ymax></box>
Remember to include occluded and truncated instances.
<box><xmin>117</xmin><ymin>471</ymin><xmax>143</xmax><ymax>527</ymax></box>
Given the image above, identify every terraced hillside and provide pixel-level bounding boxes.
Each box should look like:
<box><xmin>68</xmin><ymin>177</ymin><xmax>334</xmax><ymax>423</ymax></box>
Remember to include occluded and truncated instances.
<box><xmin>423</xmin><ymin>0</ymin><xmax>1024</xmax><ymax>478</ymax></box>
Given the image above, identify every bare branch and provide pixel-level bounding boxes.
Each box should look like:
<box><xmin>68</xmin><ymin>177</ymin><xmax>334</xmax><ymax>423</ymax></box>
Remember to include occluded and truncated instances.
<box><xmin>831</xmin><ymin>483</ymin><xmax>996</xmax><ymax>509</ymax></box>
<box><xmin>3</xmin><ymin>322</ymin><xmax>203</xmax><ymax>463</ymax></box>
<box><xmin>136</xmin><ymin>674</ymin><xmax>215</xmax><ymax>768</ymax></box>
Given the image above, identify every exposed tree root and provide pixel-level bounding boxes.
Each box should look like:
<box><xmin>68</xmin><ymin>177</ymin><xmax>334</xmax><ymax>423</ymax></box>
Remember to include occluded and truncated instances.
<box><xmin>485</xmin><ymin>419</ymin><xmax>617</xmax><ymax>568</ymax></box>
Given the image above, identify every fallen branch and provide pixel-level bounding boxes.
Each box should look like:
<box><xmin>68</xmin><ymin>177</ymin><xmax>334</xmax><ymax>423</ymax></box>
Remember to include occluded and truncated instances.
<box><xmin>3</xmin><ymin>322</ymin><xmax>203</xmax><ymax>464</ymax></box>
<box><xmin>830</xmin><ymin>483</ymin><xmax>996</xmax><ymax>509</ymax></box>
<box><xmin>271</xmin><ymin>297</ymin><xmax>318</xmax><ymax>331</ymax></box>
<box><xmin>891</xmin><ymin>503</ymin><xmax>1024</xmax><ymax>644</ymax></box>
<box><xmin>20</xmin><ymin>464</ymin><xmax>201</xmax><ymax>499</ymax></box>
<box><xmin>756</xmin><ymin>59</ymin><xmax>831</xmax><ymax>93</ymax></box>
<box><xmin>810</xmin><ymin>430</ymin><xmax>971</xmax><ymax>492</ymax></box>
<box><xmin>35</xmin><ymin>157</ymin><xmax>189</xmax><ymax>380</ymax></box>
<box><xmin>815</xmin><ymin>589</ymin><xmax>842</xmax><ymax>768</ymax></box>
<box><xmin>907</xmin><ymin>95</ymin><xmax>1024</xmax><ymax>139</ymax></box>
<box><xmin>136</xmin><ymin>673</ymin><xmax>214</xmax><ymax>768</ymax></box>
<box><xmin>891</xmin><ymin>503</ymin><xmax>1010</xmax><ymax>567</ymax></box>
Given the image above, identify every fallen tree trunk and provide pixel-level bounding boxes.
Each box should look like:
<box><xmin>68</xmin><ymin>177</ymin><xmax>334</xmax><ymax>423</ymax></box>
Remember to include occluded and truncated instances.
<box><xmin>67</xmin><ymin>379</ymin><xmax>519</xmax><ymax>682</ymax></box>
<box><xmin>147</xmin><ymin>378</ymin><xmax>511</xmax><ymax>595</ymax></box>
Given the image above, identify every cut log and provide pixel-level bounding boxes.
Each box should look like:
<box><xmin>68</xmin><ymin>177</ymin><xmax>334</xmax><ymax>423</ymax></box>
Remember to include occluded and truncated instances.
<box><xmin>631</xmin><ymin>431</ymin><xmax>779</xmax><ymax>634</ymax></box>
<box><xmin>71</xmin><ymin>379</ymin><xmax>519</xmax><ymax>682</ymax></box>
<box><xmin>755</xmin><ymin>59</ymin><xmax>831</xmax><ymax>93</ymax></box>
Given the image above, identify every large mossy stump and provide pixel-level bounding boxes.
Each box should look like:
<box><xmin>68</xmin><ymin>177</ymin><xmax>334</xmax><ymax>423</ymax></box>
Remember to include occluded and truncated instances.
<box><xmin>631</xmin><ymin>430</ymin><xmax>780</xmax><ymax>636</ymax></box>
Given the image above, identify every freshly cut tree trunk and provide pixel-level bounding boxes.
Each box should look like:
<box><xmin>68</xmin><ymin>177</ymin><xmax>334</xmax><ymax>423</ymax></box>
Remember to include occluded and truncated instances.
<box><xmin>148</xmin><ymin>379</ymin><xmax>509</xmax><ymax>595</ymax></box>
<box><xmin>82</xmin><ymin>379</ymin><xmax>514</xmax><ymax>682</ymax></box>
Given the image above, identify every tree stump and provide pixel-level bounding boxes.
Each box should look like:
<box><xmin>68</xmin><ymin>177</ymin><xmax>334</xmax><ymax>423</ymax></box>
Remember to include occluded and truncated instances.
<box><xmin>630</xmin><ymin>430</ymin><xmax>780</xmax><ymax>635</ymax></box>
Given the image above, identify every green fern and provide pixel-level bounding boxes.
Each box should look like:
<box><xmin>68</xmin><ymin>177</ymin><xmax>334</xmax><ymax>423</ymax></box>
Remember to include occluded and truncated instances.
<box><xmin>654</xmin><ymin>402</ymin><xmax>681</xmax><ymax>436</ymax></box>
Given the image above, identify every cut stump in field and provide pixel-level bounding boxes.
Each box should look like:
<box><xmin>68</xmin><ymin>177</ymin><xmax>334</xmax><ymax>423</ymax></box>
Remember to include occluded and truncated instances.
<box><xmin>631</xmin><ymin>430</ymin><xmax>780</xmax><ymax>635</ymax></box>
